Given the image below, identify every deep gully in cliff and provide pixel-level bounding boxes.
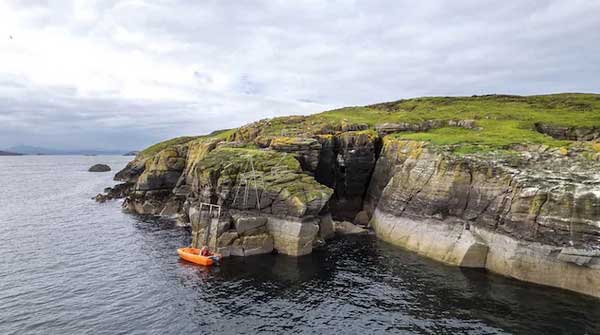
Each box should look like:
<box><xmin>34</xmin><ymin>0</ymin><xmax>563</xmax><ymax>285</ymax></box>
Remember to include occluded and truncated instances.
<box><xmin>312</xmin><ymin>134</ymin><xmax>383</xmax><ymax>223</ymax></box>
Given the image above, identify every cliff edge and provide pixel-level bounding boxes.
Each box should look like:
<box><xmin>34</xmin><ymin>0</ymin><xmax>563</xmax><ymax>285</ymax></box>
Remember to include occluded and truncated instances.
<box><xmin>100</xmin><ymin>93</ymin><xmax>600</xmax><ymax>297</ymax></box>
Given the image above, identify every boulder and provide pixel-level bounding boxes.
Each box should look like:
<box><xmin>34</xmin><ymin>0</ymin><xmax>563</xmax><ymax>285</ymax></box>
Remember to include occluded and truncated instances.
<box><xmin>242</xmin><ymin>234</ymin><xmax>274</xmax><ymax>256</ymax></box>
<box><xmin>267</xmin><ymin>217</ymin><xmax>320</xmax><ymax>256</ymax></box>
<box><xmin>375</xmin><ymin>122</ymin><xmax>421</xmax><ymax>136</ymax></box>
<box><xmin>94</xmin><ymin>194</ymin><xmax>108</xmax><ymax>202</ymax></box>
<box><xmin>232</xmin><ymin>213</ymin><xmax>268</xmax><ymax>236</ymax></box>
<box><xmin>318</xmin><ymin>214</ymin><xmax>335</xmax><ymax>240</ymax></box>
<box><xmin>353</xmin><ymin>210</ymin><xmax>370</xmax><ymax>226</ymax></box>
<box><xmin>269</xmin><ymin>137</ymin><xmax>322</xmax><ymax>171</ymax></box>
<box><xmin>230</xmin><ymin>238</ymin><xmax>244</xmax><ymax>256</ymax></box>
<box><xmin>88</xmin><ymin>164</ymin><xmax>111</xmax><ymax>172</ymax></box>
<box><xmin>217</xmin><ymin>231</ymin><xmax>239</xmax><ymax>247</ymax></box>
<box><xmin>114</xmin><ymin>158</ymin><xmax>147</xmax><ymax>182</ymax></box>
<box><xmin>224</xmin><ymin>233</ymin><xmax>274</xmax><ymax>257</ymax></box>
<box><xmin>159</xmin><ymin>197</ymin><xmax>182</xmax><ymax>217</ymax></box>
<box><xmin>335</xmin><ymin>221</ymin><xmax>367</xmax><ymax>235</ymax></box>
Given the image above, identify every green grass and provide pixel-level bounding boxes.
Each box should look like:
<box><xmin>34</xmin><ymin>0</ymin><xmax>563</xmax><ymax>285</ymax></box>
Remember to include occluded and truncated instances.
<box><xmin>139</xmin><ymin>129</ymin><xmax>237</xmax><ymax>158</ymax></box>
<box><xmin>139</xmin><ymin>136</ymin><xmax>199</xmax><ymax>158</ymax></box>
<box><xmin>143</xmin><ymin>93</ymin><xmax>600</xmax><ymax>157</ymax></box>
<box><xmin>206</xmin><ymin>128</ymin><xmax>236</xmax><ymax>139</ymax></box>
<box><xmin>252</xmin><ymin>93</ymin><xmax>600</xmax><ymax>153</ymax></box>
<box><xmin>199</xmin><ymin>147</ymin><xmax>301</xmax><ymax>173</ymax></box>
<box><xmin>318</xmin><ymin>94</ymin><xmax>600</xmax><ymax>128</ymax></box>
<box><xmin>394</xmin><ymin>120</ymin><xmax>571</xmax><ymax>153</ymax></box>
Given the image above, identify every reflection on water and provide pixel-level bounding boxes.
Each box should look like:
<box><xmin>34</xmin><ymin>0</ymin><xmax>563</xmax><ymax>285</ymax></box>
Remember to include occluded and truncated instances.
<box><xmin>1</xmin><ymin>156</ymin><xmax>599</xmax><ymax>335</ymax></box>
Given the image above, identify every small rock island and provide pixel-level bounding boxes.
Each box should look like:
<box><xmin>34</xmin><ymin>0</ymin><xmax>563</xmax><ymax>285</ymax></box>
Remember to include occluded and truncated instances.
<box><xmin>98</xmin><ymin>93</ymin><xmax>600</xmax><ymax>298</ymax></box>
<box><xmin>89</xmin><ymin>164</ymin><xmax>111</xmax><ymax>172</ymax></box>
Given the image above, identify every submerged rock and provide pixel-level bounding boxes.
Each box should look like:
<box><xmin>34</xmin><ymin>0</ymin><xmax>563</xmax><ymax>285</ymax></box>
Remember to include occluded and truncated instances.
<box><xmin>88</xmin><ymin>164</ymin><xmax>111</xmax><ymax>172</ymax></box>
<box><xmin>94</xmin><ymin>183</ymin><xmax>132</xmax><ymax>202</ymax></box>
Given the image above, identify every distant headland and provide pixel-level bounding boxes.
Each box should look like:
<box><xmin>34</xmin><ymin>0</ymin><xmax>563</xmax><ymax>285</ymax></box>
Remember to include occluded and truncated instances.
<box><xmin>2</xmin><ymin>145</ymin><xmax>136</xmax><ymax>156</ymax></box>
<box><xmin>0</xmin><ymin>150</ymin><xmax>22</xmax><ymax>156</ymax></box>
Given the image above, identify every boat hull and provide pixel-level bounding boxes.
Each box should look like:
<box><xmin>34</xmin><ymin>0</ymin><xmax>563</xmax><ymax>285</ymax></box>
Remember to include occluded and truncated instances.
<box><xmin>177</xmin><ymin>247</ymin><xmax>221</xmax><ymax>266</ymax></box>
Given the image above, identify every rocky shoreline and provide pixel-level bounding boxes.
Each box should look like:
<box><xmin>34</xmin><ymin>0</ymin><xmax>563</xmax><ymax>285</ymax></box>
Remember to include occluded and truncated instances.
<box><xmin>97</xmin><ymin>94</ymin><xmax>600</xmax><ymax>298</ymax></box>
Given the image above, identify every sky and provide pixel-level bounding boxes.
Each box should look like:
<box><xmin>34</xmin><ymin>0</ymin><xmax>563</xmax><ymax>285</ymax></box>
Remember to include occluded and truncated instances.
<box><xmin>0</xmin><ymin>0</ymin><xmax>599</xmax><ymax>151</ymax></box>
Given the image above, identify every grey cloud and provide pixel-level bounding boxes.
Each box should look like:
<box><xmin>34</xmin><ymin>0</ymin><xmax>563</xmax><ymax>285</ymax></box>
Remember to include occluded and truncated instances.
<box><xmin>0</xmin><ymin>0</ymin><xmax>599</xmax><ymax>150</ymax></box>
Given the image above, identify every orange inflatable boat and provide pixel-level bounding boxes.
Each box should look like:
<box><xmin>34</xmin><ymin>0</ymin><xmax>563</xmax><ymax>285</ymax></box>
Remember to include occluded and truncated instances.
<box><xmin>177</xmin><ymin>247</ymin><xmax>222</xmax><ymax>266</ymax></box>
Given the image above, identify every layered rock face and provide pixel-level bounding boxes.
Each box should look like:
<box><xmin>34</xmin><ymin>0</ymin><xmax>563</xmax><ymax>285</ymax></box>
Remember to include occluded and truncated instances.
<box><xmin>100</xmin><ymin>93</ymin><xmax>600</xmax><ymax>298</ymax></box>
<box><xmin>368</xmin><ymin>138</ymin><xmax>600</xmax><ymax>297</ymax></box>
<box><xmin>315</xmin><ymin>131</ymin><xmax>379</xmax><ymax>220</ymax></box>
<box><xmin>120</xmin><ymin>146</ymin><xmax>188</xmax><ymax>216</ymax></box>
<box><xmin>535</xmin><ymin>122</ymin><xmax>600</xmax><ymax>141</ymax></box>
<box><xmin>111</xmin><ymin>136</ymin><xmax>334</xmax><ymax>256</ymax></box>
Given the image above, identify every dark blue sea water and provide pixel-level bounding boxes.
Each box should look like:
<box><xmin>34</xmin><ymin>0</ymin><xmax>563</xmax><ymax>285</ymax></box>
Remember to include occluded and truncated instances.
<box><xmin>1</xmin><ymin>156</ymin><xmax>599</xmax><ymax>335</ymax></box>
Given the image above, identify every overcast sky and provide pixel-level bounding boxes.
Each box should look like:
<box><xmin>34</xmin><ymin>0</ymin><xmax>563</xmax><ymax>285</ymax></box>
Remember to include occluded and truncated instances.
<box><xmin>1</xmin><ymin>0</ymin><xmax>599</xmax><ymax>151</ymax></box>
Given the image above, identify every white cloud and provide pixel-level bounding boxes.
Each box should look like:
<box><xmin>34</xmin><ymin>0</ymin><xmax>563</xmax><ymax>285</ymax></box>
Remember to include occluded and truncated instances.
<box><xmin>0</xmin><ymin>0</ymin><xmax>598</xmax><ymax>150</ymax></box>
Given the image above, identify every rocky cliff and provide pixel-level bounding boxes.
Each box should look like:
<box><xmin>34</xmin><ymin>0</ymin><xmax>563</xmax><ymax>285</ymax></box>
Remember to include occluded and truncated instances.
<box><xmin>368</xmin><ymin>138</ymin><xmax>600</xmax><ymax>297</ymax></box>
<box><xmin>100</xmin><ymin>93</ymin><xmax>600</xmax><ymax>298</ymax></box>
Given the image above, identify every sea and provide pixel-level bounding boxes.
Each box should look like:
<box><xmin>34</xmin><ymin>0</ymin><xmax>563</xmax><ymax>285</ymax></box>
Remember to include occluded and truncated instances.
<box><xmin>1</xmin><ymin>155</ymin><xmax>599</xmax><ymax>334</ymax></box>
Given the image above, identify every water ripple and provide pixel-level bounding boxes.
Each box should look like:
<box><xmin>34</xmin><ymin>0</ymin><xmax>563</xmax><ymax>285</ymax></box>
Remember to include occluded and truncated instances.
<box><xmin>1</xmin><ymin>156</ymin><xmax>600</xmax><ymax>334</ymax></box>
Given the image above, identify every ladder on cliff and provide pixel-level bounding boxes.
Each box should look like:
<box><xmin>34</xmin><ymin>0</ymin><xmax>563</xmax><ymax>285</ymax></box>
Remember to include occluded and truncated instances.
<box><xmin>228</xmin><ymin>154</ymin><xmax>293</xmax><ymax>212</ymax></box>
<box><xmin>191</xmin><ymin>202</ymin><xmax>222</xmax><ymax>250</ymax></box>
<box><xmin>230</xmin><ymin>155</ymin><xmax>265</xmax><ymax>211</ymax></box>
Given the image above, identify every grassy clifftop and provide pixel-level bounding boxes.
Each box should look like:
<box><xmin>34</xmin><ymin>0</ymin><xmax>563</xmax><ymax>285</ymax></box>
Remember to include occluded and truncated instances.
<box><xmin>328</xmin><ymin>93</ymin><xmax>600</xmax><ymax>127</ymax></box>
<box><xmin>138</xmin><ymin>129</ymin><xmax>236</xmax><ymax>158</ymax></box>
<box><xmin>140</xmin><ymin>93</ymin><xmax>600</xmax><ymax>155</ymax></box>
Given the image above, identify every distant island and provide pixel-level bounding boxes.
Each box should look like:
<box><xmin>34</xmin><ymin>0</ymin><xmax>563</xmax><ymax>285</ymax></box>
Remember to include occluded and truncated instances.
<box><xmin>0</xmin><ymin>150</ymin><xmax>22</xmax><ymax>156</ymax></box>
<box><xmin>123</xmin><ymin>151</ymin><xmax>139</xmax><ymax>156</ymax></box>
<box><xmin>4</xmin><ymin>145</ymin><xmax>135</xmax><ymax>156</ymax></box>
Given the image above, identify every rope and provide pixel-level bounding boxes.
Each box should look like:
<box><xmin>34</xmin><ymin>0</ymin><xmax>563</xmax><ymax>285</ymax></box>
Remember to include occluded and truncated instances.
<box><xmin>249</xmin><ymin>156</ymin><xmax>261</xmax><ymax>210</ymax></box>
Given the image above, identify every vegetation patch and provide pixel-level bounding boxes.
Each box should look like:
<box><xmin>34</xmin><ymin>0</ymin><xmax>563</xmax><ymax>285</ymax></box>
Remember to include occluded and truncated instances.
<box><xmin>394</xmin><ymin>120</ymin><xmax>570</xmax><ymax>153</ymax></box>
<box><xmin>199</xmin><ymin>147</ymin><xmax>301</xmax><ymax>174</ymax></box>
<box><xmin>139</xmin><ymin>129</ymin><xmax>237</xmax><ymax>158</ymax></box>
<box><xmin>144</xmin><ymin>93</ymin><xmax>600</xmax><ymax>157</ymax></box>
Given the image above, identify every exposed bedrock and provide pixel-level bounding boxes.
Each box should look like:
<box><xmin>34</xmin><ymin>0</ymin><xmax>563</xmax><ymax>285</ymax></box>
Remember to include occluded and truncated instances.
<box><xmin>188</xmin><ymin>208</ymin><xmax>331</xmax><ymax>257</ymax></box>
<box><xmin>101</xmin><ymin>94</ymin><xmax>600</xmax><ymax>297</ymax></box>
<box><xmin>110</xmin><ymin>137</ymin><xmax>335</xmax><ymax>256</ymax></box>
<box><xmin>535</xmin><ymin>122</ymin><xmax>600</xmax><ymax>141</ymax></box>
<box><xmin>94</xmin><ymin>183</ymin><xmax>133</xmax><ymax>202</ymax></box>
<box><xmin>104</xmin><ymin>126</ymin><xmax>600</xmax><ymax>296</ymax></box>
<box><xmin>118</xmin><ymin>145</ymin><xmax>189</xmax><ymax>216</ymax></box>
<box><xmin>226</xmin><ymin>118</ymin><xmax>381</xmax><ymax>221</ymax></box>
<box><xmin>180</xmin><ymin>145</ymin><xmax>332</xmax><ymax>256</ymax></box>
<box><xmin>314</xmin><ymin>131</ymin><xmax>379</xmax><ymax>220</ymax></box>
<box><xmin>269</xmin><ymin>137</ymin><xmax>322</xmax><ymax>171</ymax></box>
<box><xmin>369</xmin><ymin>138</ymin><xmax>600</xmax><ymax>297</ymax></box>
<box><xmin>375</xmin><ymin>119</ymin><xmax>477</xmax><ymax>136</ymax></box>
<box><xmin>237</xmin><ymin>131</ymin><xmax>380</xmax><ymax>221</ymax></box>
